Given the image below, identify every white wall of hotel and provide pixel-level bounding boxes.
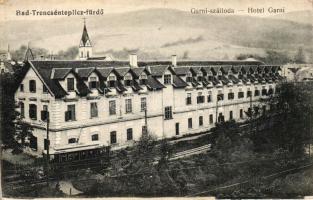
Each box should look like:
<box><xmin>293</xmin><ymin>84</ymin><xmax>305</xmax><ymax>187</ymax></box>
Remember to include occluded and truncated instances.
<box><xmin>15</xmin><ymin>67</ymin><xmax>277</xmax><ymax>156</ymax></box>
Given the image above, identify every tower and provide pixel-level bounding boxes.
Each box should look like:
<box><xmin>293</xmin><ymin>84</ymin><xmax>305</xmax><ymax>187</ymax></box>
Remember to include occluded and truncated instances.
<box><xmin>7</xmin><ymin>44</ymin><xmax>11</xmax><ymax>61</ymax></box>
<box><xmin>79</xmin><ymin>19</ymin><xmax>92</xmax><ymax>60</ymax></box>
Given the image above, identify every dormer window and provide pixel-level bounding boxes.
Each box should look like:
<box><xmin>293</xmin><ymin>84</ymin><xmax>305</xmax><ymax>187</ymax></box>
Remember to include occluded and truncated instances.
<box><xmin>139</xmin><ymin>74</ymin><xmax>147</xmax><ymax>85</ymax></box>
<box><xmin>89</xmin><ymin>77</ymin><xmax>98</xmax><ymax>89</ymax></box>
<box><xmin>67</xmin><ymin>78</ymin><xmax>75</xmax><ymax>92</ymax></box>
<box><xmin>197</xmin><ymin>72</ymin><xmax>203</xmax><ymax>81</ymax></box>
<box><xmin>108</xmin><ymin>75</ymin><xmax>116</xmax><ymax>87</ymax></box>
<box><xmin>164</xmin><ymin>74</ymin><xmax>172</xmax><ymax>85</ymax></box>
<box><xmin>124</xmin><ymin>74</ymin><xmax>133</xmax><ymax>87</ymax></box>
<box><xmin>217</xmin><ymin>71</ymin><xmax>222</xmax><ymax>79</ymax></box>
<box><xmin>186</xmin><ymin>72</ymin><xmax>192</xmax><ymax>82</ymax></box>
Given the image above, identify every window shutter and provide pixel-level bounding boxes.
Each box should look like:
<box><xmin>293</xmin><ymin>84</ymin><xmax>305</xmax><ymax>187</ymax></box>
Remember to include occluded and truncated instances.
<box><xmin>65</xmin><ymin>111</ymin><xmax>69</xmax><ymax>121</ymax></box>
<box><xmin>72</xmin><ymin>108</ymin><xmax>76</xmax><ymax>120</ymax></box>
<box><xmin>41</xmin><ymin>110</ymin><xmax>46</xmax><ymax>121</ymax></box>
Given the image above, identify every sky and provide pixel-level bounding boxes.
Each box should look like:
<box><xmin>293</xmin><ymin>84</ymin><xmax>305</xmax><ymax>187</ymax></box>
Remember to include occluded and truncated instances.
<box><xmin>0</xmin><ymin>0</ymin><xmax>312</xmax><ymax>22</ymax></box>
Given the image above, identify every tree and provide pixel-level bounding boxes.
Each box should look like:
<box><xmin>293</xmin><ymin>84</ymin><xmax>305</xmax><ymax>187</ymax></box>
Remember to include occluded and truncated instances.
<box><xmin>0</xmin><ymin>73</ymin><xmax>17</xmax><ymax>148</ymax></box>
<box><xmin>264</xmin><ymin>82</ymin><xmax>313</xmax><ymax>154</ymax></box>
<box><xmin>157</xmin><ymin>138</ymin><xmax>174</xmax><ymax>167</ymax></box>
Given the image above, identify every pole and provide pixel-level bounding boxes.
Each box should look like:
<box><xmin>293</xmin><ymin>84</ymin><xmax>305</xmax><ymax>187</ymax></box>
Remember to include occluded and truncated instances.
<box><xmin>46</xmin><ymin>111</ymin><xmax>50</xmax><ymax>186</ymax></box>
<box><xmin>215</xmin><ymin>96</ymin><xmax>218</xmax><ymax>124</ymax></box>
<box><xmin>144</xmin><ymin>106</ymin><xmax>148</xmax><ymax>135</ymax></box>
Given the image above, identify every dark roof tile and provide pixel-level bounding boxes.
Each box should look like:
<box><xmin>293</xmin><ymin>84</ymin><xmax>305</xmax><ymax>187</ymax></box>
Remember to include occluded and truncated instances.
<box><xmin>146</xmin><ymin>75</ymin><xmax>165</xmax><ymax>90</ymax></box>
<box><xmin>173</xmin><ymin>75</ymin><xmax>188</xmax><ymax>88</ymax></box>
<box><xmin>52</xmin><ymin>68</ymin><xmax>72</xmax><ymax>79</ymax></box>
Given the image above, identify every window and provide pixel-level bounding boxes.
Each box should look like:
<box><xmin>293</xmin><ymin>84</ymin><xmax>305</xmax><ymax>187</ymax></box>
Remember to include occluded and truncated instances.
<box><xmin>186</xmin><ymin>76</ymin><xmax>192</xmax><ymax>82</ymax></box>
<box><xmin>139</xmin><ymin>74</ymin><xmax>147</xmax><ymax>85</ymax></box>
<box><xmin>29</xmin><ymin>135</ymin><xmax>37</xmax><ymax>150</ymax></box>
<box><xmin>175</xmin><ymin>123</ymin><xmax>179</xmax><ymax>135</ymax></box>
<box><xmin>240</xmin><ymin>109</ymin><xmax>243</xmax><ymax>118</ymax></box>
<box><xmin>91</xmin><ymin>134</ymin><xmax>99</xmax><ymax>141</ymax></box>
<box><xmin>68</xmin><ymin>138</ymin><xmax>77</xmax><ymax>144</ymax></box>
<box><xmin>43</xmin><ymin>85</ymin><xmax>48</xmax><ymax>93</ymax></box>
<box><xmin>110</xmin><ymin>131</ymin><xmax>117</xmax><ymax>144</ymax></box>
<box><xmin>127</xmin><ymin>128</ymin><xmax>133</xmax><ymax>140</ymax></box>
<box><xmin>186</xmin><ymin>72</ymin><xmax>192</xmax><ymax>82</ymax></box>
<box><xmin>207</xmin><ymin>94</ymin><xmax>212</xmax><ymax>102</ymax></box>
<box><xmin>255</xmin><ymin>90</ymin><xmax>260</xmax><ymax>96</ymax></box>
<box><xmin>164</xmin><ymin>106</ymin><xmax>173</xmax><ymax>120</ymax></box>
<box><xmin>44</xmin><ymin>139</ymin><xmax>50</xmax><ymax>150</ymax></box>
<box><xmin>218</xmin><ymin>113</ymin><xmax>225</xmax><ymax>123</ymax></box>
<box><xmin>29</xmin><ymin>104</ymin><xmax>37</xmax><ymax>120</ymax></box>
<box><xmin>41</xmin><ymin>105</ymin><xmax>48</xmax><ymax>121</ymax></box>
<box><xmin>238</xmin><ymin>92</ymin><xmax>244</xmax><ymax>99</ymax></box>
<box><xmin>141</xmin><ymin>97</ymin><xmax>147</xmax><ymax>112</ymax></box>
<box><xmin>164</xmin><ymin>74</ymin><xmax>172</xmax><ymax>84</ymax></box>
<box><xmin>262</xmin><ymin>89</ymin><xmax>267</xmax><ymax>96</ymax></box>
<box><xmin>109</xmin><ymin>100</ymin><xmax>116</xmax><ymax>115</ymax></box>
<box><xmin>29</xmin><ymin>80</ymin><xmax>36</xmax><ymax>92</ymax></box>
<box><xmin>268</xmin><ymin>88</ymin><xmax>273</xmax><ymax>95</ymax></box>
<box><xmin>90</xmin><ymin>102</ymin><xmax>98</xmax><ymax>118</ymax></box>
<box><xmin>65</xmin><ymin>105</ymin><xmax>76</xmax><ymax>121</ymax></box>
<box><xmin>199</xmin><ymin>116</ymin><xmax>203</xmax><ymax>126</ymax></box>
<box><xmin>197</xmin><ymin>92</ymin><xmax>205</xmax><ymax>104</ymax></box>
<box><xmin>209</xmin><ymin>114</ymin><xmax>213</xmax><ymax>124</ymax></box>
<box><xmin>228</xmin><ymin>92</ymin><xmax>234</xmax><ymax>100</ymax></box>
<box><xmin>108</xmin><ymin>75</ymin><xmax>116</xmax><ymax>87</ymax></box>
<box><xmin>186</xmin><ymin>93</ymin><xmax>192</xmax><ymax>105</ymax></box>
<box><xmin>87</xmin><ymin>51</ymin><xmax>89</xmax><ymax>58</ymax></box>
<box><xmin>124</xmin><ymin>74</ymin><xmax>132</xmax><ymax>86</ymax></box>
<box><xmin>229</xmin><ymin>111</ymin><xmax>233</xmax><ymax>120</ymax></box>
<box><xmin>188</xmin><ymin>118</ymin><xmax>192</xmax><ymax>129</ymax></box>
<box><xmin>125</xmin><ymin>99</ymin><xmax>132</xmax><ymax>113</ymax></box>
<box><xmin>89</xmin><ymin>77</ymin><xmax>98</xmax><ymax>89</ymax></box>
<box><xmin>80</xmin><ymin>51</ymin><xmax>83</xmax><ymax>58</ymax></box>
<box><xmin>247</xmin><ymin>90</ymin><xmax>252</xmax><ymax>98</ymax></box>
<box><xmin>67</xmin><ymin>78</ymin><xmax>74</xmax><ymax>91</ymax></box>
<box><xmin>217</xmin><ymin>94</ymin><xmax>224</xmax><ymax>101</ymax></box>
<box><xmin>20</xmin><ymin>102</ymin><xmax>25</xmax><ymax>118</ymax></box>
<box><xmin>142</xmin><ymin>126</ymin><xmax>147</xmax><ymax>135</ymax></box>
<box><xmin>20</xmin><ymin>84</ymin><xmax>24</xmax><ymax>92</ymax></box>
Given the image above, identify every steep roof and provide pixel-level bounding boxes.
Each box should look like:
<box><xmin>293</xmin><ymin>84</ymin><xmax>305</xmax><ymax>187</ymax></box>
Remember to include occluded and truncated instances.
<box><xmin>76</xmin><ymin>67</ymin><xmax>95</xmax><ymax>79</ymax></box>
<box><xmin>97</xmin><ymin>67</ymin><xmax>114</xmax><ymax>78</ymax></box>
<box><xmin>115</xmin><ymin>67</ymin><xmax>130</xmax><ymax>77</ymax></box>
<box><xmin>80</xmin><ymin>24</ymin><xmax>91</xmax><ymax>46</ymax></box>
<box><xmin>146</xmin><ymin>75</ymin><xmax>165</xmax><ymax>90</ymax></box>
<box><xmin>173</xmin><ymin>75</ymin><xmax>188</xmax><ymax>88</ymax></box>
<box><xmin>149</xmin><ymin>65</ymin><xmax>175</xmax><ymax>76</ymax></box>
<box><xmin>52</xmin><ymin>68</ymin><xmax>72</xmax><ymax>79</ymax></box>
<box><xmin>131</xmin><ymin>67</ymin><xmax>146</xmax><ymax>77</ymax></box>
<box><xmin>174</xmin><ymin>67</ymin><xmax>190</xmax><ymax>75</ymax></box>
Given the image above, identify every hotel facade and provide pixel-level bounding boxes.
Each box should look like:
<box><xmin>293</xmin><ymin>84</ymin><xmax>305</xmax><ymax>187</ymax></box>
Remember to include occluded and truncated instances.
<box><xmin>14</xmin><ymin>24</ymin><xmax>283</xmax><ymax>160</ymax></box>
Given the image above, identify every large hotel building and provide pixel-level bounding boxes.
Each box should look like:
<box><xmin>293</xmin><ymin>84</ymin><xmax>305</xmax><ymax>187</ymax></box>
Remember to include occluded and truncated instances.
<box><xmin>15</xmin><ymin>23</ymin><xmax>283</xmax><ymax>160</ymax></box>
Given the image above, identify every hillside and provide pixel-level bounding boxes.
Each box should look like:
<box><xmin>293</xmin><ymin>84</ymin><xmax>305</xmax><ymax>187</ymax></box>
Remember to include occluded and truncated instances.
<box><xmin>270</xmin><ymin>10</ymin><xmax>313</xmax><ymax>25</ymax></box>
<box><xmin>1</xmin><ymin>8</ymin><xmax>312</xmax><ymax>60</ymax></box>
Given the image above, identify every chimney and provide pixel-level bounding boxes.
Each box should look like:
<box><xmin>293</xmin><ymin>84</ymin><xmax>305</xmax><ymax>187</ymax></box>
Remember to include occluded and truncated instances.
<box><xmin>129</xmin><ymin>54</ymin><xmax>138</xmax><ymax>68</ymax></box>
<box><xmin>171</xmin><ymin>55</ymin><xmax>177</xmax><ymax>67</ymax></box>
